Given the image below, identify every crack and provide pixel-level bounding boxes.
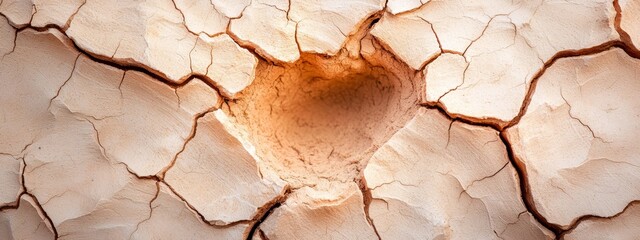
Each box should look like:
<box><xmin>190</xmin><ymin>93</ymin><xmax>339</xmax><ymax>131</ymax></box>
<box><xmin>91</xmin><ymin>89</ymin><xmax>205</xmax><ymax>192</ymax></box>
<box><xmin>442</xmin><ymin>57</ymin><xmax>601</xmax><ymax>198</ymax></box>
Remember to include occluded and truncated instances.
<box><xmin>402</xmin><ymin>16</ymin><xmax>444</xmax><ymax>71</ymax></box>
<box><xmin>17</xmin><ymin>26</ymin><xmax>230</xmax><ymax>100</ymax></box>
<box><xmin>613</xmin><ymin>0</ymin><xmax>640</xmax><ymax>55</ymax></box>
<box><xmin>416</xmin><ymin>104</ymin><xmax>562</xmax><ymax>236</ymax></box>
<box><xmin>158</xmin><ymin>179</ymin><xmax>256</xmax><ymax>229</ymax></box>
<box><xmin>356</xmin><ymin>177</ymin><xmax>382</xmax><ymax>240</ymax></box>
<box><xmin>208</xmin><ymin>1</ymin><xmax>228</xmax><ymax>20</ymax></box>
<box><xmin>63</xmin><ymin>0</ymin><xmax>86</xmax><ymax>30</ymax></box>
<box><xmin>260</xmin><ymin>2</ymin><xmax>287</xmax><ymax>16</ymax></box>
<box><xmin>463</xmin><ymin>161</ymin><xmax>510</xmax><ymax>191</ymax></box>
<box><xmin>244</xmin><ymin>186</ymin><xmax>291</xmax><ymax>240</ymax></box>
<box><xmin>286</xmin><ymin>0</ymin><xmax>291</xmax><ymax>21</ymax></box>
<box><xmin>170</xmin><ymin>0</ymin><xmax>200</xmax><ymax>37</ymax></box>
<box><xmin>0</xmin><ymin>190</ymin><xmax>51</xmax><ymax>238</ymax></box>
<box><xmin>187</xmin><ymin>36</ymin><xmax>198</xmax><ymax>74</ymax></box>
<box><xmin>48</xmin><ymin>54</ymin><xmax>81</xmax><ymax>110</ymax></box>
<box><xmin>168</xmin><ymin>0</ymin><xmax>228</xmax><ymax>39</ymax></box>
<box><xmin>220</xmin><ymin>0</ymin><xmax>295</xmax><ymax>65</ymax></box>
<box><xmin>23</xmin><ymin>192</ymin><xmax>58</xmax><ymax>239</ymax></box>
<box><xmin>332</xmin><ymin>6</ymin><xmax>385</xmax><ymax>59</ymax></box>
<box><xmin>559</xmin><ymin>91</ymin><xmax>609</xmax><ymax>143</ymax></box>
<box><xmin>0</xmin><ymin>156</ymin><xmax>26</xmax><ymax>211</ymax></box>
<box><xmin>422</xmin><ymin>41</ymin><xmax>640</xmax><ymax>132</ymax></box>
<box><xmin>293</xmin><ymin>21</ymin><xmax>302</xmax><ymax>54</ymax></box>
<box><xmin>0</xmin><ymin>193</ymin><xmax>21</xmax><ymax>212</ymax></box>
<box><xmin>445</xmin><ymin>119</ymin><xmax>454</xmax><ymax>148</ymax></box>
<box><xmin>387</xmin><ymin>0</ymin><xmax>432</xmax><ymax>17</ymax></box>
<box><xmin>415</xmin><ymin>16</ymin><xmax>443</xmax><ymax>54</ymax></box>
<box><xmin>421</xmin><ymin>103</ymin><xmax>506</xmax><ymax>131</ymax></box>
<box><xmin>462</xmin><ymin>16</ymin><xmax>496</xmax><ymax>57</ymax></box>
<box><xmin>507</xmin><ymin>41</ymin><xmax>639</xmax><ymax>129</ymax></box>
<box><xmin>436</xmin><ymin>59</ymin><xmax>469</xmax><ymax>103</ymax></box>
<box><xmin>20</xmin><ymin>157</ymin><xmax>26</xmax><ymax>193</ymax></box>
<box><xmin>258</xmin><ymin>229</ymin><xmax>269</xmax><ymax>240</ymax></box>
<box><xmin>23</xmin><ymin>2</ymin><xmax>37</xmax><ymax>29</ymax></box>
<box><xmin>118</xmin><ymin>70</ymin><xmax>126</xmax><ymax>98</ymax></box>
<box><xmin>155</xmin><ymin>108</ymin><xmax>216</xmax><ymax>180</ymax></box>
<box><xmin>10</xmin><ymin>156</ymin><xmax>60</xmax><ymax>238</ymax></box>
<box><xmin>1</xmin><ymin>15</ymin><xmax>18</xmax><ymax>60</ymax></box>
<box><xmin>111</xmin><ymin>40</ymin><xmax>121</xmax><ymax>59</ymax></box>
<box><xmin>225</xmin><ymin>20</ymin><xmax>284</xmax><ymax>66</ymax></box>
<box><xmin>9</xmin><ymin>3</ymin><xmax>640</xmax><ymax>239</ymax></box>
<box><xmin>128</xmin><ymin>181</ymin><xmax>160</xmax><ymax>240</ymax></box>
<box><xmin>495</xmin><ymin>210</ymin><xmax>528</xmax><ymax>238</ymax></box>
<box><xmin>369</xmin><ymin>179</ymin><xmax>418</xmax><ymax>191</ymax></box>
<box><xmin>204</xmin><ymin>46</ymin><xmax>214</xmax><ymax>77</ymax></box>
<box><xmin>227</xmin><ymin>0</ymin><xmax>252</xmax><ymax>21</ymax></box>
<box><xmin>17</xmin><ymin>141</ymin><xmax>34</xmax><ymax>158</ymax></box>
<box><xmin>499</xmin><ymin>131</ymin><xmax>563</xmax><ymax>236</ymax></box>
<box><xmin>85</xmin><ymin>117</ymin><xmax>160</xmax><ymax>183</ymax></box>
<box><xmin>558</xmin><ymin>200</ymin><xmax>640</xmax><ymax>238</ymax></box>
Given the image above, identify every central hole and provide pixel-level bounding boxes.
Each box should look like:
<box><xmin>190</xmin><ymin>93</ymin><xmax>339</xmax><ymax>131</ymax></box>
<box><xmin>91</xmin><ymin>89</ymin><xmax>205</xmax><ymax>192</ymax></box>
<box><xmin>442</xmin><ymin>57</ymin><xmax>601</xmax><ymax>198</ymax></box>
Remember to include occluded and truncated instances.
<box><xmin>225</xmin><ymin>53</ymin><xmax>421</xmax><ymax>190</ymax></box>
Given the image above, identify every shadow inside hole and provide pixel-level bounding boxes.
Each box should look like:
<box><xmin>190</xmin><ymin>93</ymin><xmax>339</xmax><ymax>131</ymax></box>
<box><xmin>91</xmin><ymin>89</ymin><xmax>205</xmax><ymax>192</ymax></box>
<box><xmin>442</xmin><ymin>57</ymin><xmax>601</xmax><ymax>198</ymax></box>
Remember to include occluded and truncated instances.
<box><xmin>274</xmin><ymin>72</ymin><xmax>398</xmax><ymax>164</ymax></box>
<box><xmin>227</xmin><ymin>55</ymin><xmax>421</xmax><ymax>186</ymax></box>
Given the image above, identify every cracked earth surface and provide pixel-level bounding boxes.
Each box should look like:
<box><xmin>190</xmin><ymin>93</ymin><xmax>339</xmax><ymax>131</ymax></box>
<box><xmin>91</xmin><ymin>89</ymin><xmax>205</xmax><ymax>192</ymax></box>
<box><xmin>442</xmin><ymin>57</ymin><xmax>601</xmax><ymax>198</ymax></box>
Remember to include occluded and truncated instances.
<box><xmin>1</xmin><ymin>0</ymin><xmax>639</xmax><ymax>239</ymax></box>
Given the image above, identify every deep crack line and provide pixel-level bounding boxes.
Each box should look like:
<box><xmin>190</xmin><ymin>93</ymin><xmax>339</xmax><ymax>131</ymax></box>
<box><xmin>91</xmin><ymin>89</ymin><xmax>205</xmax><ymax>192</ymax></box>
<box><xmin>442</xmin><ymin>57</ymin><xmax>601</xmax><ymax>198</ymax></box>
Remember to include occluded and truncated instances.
<box><xmin>357</xmin><ymin>177</ymin><xmax>383</xmax><ymax>240</ymax></box>
<box><xmin>417</xmin><ymin>103</ymin><xmax>563</xmax><ymax>236</ymax></box>
<box><xmin>18</xmin><ymin>26</ymin><xmax>230</xmax><ymax>101</ymax></box>
<box><xmin>508</xmin><ymin>41</ymin><xmax>640</xmax><ymax>129</ymax></box>
<box><xmin>613</xmin><ymin>0</ymin><xmax>640</xmax><ymax>56</ymax></box>
<box><xmin>498</xmin><ymin>131</ymin><xmax>563</xmax><ymax>236</ymax></box>
<box><xmin>5</xmin><ymin>3</ymin><xmax>640</xmax><ymax>238</ymax></box>
<box><xmin>558</xmin><ymin>200</ymin><xmax>640</xmax><ymax>238</ymax></box>
<box><xmin>21</xmin><ymin>155</ymin><xmax>59</xmax><ymax>239</ymax></box>
<box><xmin>245</xmin><ymin>187</ymin><xmax>291</xmax><ymax>240</ymax></box>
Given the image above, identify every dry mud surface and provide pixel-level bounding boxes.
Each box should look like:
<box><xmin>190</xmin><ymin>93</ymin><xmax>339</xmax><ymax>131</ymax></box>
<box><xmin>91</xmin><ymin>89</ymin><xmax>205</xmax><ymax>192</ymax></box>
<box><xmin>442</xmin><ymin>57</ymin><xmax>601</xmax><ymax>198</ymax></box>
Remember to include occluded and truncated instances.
<box><xmin>1</xmin><ymin>0</ymin><xmax>640</xmax><ymax>239</ymax></box>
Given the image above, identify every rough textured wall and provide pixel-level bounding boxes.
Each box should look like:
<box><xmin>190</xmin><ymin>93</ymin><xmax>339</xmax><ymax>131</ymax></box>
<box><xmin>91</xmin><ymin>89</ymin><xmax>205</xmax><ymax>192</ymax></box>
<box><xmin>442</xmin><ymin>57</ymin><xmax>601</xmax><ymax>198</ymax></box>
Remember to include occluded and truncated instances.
<box><xmin>1</xmin><ymin>0</ymin><xmax>639</xmax><ymax>239</ymax></box>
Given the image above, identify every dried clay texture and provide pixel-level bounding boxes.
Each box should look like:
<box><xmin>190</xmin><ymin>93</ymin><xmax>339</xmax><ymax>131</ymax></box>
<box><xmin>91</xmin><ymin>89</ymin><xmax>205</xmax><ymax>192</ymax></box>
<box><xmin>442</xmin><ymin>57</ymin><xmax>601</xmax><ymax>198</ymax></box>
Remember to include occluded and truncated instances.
<box><xmin>1</xmin><ymin>0</ymin><xmax>639</xmax><ymax>239</ymax></box>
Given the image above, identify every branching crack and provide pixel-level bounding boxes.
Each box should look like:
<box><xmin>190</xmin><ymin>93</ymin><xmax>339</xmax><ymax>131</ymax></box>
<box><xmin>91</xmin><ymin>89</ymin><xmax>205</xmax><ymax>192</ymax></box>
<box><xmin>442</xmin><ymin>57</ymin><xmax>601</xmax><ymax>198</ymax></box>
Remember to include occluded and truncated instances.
<box><xmin>19</xmin><ymin>156</ymin><xmax>59</xmax><ymax>238</ymax></box>
<box><xmin>508</xmin><ymin>41</ymin><xmax>640</xmax><ymax>130</ymax></box>
<box><xmin>6</xmin><ymin>2</ymin><xmax>640</xmax><ymax>239</ymax></box>
<box><xmin>357</xmin><ymin>177</ymin><xmax>383</xmax><ymax>240</ymax></box>
<box><xmin>17</xmin><ymin>26</ymin><xmax>230</xmax><ymax>100</ymax></box>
